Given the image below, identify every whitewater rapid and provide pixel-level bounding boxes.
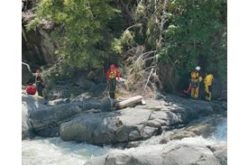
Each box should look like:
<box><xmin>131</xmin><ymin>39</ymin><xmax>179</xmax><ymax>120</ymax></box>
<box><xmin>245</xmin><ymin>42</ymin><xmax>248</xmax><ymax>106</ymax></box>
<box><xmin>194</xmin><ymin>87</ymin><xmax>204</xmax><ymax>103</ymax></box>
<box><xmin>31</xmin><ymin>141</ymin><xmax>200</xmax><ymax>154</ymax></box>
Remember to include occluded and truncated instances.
<box><xmin>22</xmin><ymin>118</ymin><xmax>226</xmax><ymax>165</ymax></box>
<box><xmin>22</xmin><ymin>138</ymin><xmax>112</xmax><ymax>165</ymax></box>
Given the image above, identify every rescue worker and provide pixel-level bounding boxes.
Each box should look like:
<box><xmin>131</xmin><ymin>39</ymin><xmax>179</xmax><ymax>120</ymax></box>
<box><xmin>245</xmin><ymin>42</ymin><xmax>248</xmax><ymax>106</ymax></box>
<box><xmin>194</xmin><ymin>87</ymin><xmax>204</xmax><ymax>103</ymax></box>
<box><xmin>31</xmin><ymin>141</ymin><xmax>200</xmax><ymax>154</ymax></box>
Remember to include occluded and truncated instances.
<box><xmin>25</xmin><ymin>82</ymin><xmax>37</xmax><ymax>95</ymax></box>
<box><xmin>106</xmin><ymin>64</ymin><xmax>120</xmax><ymax>99</ymax></box>
<box><xmin>184</xmin><ymin>66</ymin><xmax>202</xmax><ymax>99</ymax></box>
<box><xmin>35</xmin><ymin>69</ymin><xmax>45</xmax><ymax>97</ymax></box>
<box><xmin>204</xmin><ymin>72</ymin><xmax>214</xmax><ymax>101</ymax></box>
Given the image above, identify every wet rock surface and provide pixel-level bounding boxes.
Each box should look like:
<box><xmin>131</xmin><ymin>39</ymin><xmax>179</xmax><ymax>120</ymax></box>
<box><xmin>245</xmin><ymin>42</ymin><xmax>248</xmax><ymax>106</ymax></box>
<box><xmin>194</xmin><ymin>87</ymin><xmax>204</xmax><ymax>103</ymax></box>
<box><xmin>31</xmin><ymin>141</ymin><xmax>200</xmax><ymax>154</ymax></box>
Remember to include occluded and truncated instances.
<box><xmin>23</xmin><ymin>93</ymin><xmax>226</xmax><ymax>145</ymax></box>
<box><xmin>27</xmin><ymin>97</ymin><xmax>112</xmax><ymax>137</ymax></box>
<box><xmin>60</xmin><ymin>95</ymin><xmax>217</xmax><ymax>144</ymax></box>
<box><xmin>85</xmin><ymin>143</ymin><xmax>224</xmax><ymax>165</ymax></box>
<box><xmin>22</xmin><ymin>93</ymin><xmax>227</xmax><ymax>165</ymax></box>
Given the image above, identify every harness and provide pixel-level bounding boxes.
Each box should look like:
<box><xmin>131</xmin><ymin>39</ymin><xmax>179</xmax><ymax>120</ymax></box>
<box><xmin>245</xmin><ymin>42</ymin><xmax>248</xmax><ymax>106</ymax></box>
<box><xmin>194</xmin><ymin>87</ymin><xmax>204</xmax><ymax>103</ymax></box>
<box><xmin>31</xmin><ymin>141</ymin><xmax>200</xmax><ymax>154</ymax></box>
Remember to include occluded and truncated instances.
<box><xmin>191</xmin><ymin>71</ymin><xmax>200</xmax><ymax>88</ymax></box>
<box><xmin>109</xmin><ymin>70</ymin><xmax>117</xmax><ymax>79</ymax></box>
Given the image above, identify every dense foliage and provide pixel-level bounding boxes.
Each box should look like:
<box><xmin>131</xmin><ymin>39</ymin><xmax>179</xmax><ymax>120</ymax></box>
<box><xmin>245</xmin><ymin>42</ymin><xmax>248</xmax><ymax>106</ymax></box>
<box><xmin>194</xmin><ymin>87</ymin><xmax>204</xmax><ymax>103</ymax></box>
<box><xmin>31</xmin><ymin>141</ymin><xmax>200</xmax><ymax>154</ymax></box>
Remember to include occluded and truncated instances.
<box><xmin>158</xmin><ymin>0</ymin><xmax>227</xmax><ymax>90</ymax></box>
<box><xmin>25</xmin><ymin>0</ymin><xmax>227</xmax><ymax>93</ymax></box>
<box><xmin>27</xmin><ymin>0</ymin><xmax>121</xmax><ymax>68</ymax></box>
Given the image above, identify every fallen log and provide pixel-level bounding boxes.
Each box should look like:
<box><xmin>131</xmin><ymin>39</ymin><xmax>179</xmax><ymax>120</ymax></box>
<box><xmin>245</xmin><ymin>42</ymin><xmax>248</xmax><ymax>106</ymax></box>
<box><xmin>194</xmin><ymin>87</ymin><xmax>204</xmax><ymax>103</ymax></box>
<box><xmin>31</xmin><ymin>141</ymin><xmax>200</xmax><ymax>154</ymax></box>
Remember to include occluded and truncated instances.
<box><xmin>115</xmin><ymin>95</ymin><xmax>145</xmax><ymax>109</ymax></box>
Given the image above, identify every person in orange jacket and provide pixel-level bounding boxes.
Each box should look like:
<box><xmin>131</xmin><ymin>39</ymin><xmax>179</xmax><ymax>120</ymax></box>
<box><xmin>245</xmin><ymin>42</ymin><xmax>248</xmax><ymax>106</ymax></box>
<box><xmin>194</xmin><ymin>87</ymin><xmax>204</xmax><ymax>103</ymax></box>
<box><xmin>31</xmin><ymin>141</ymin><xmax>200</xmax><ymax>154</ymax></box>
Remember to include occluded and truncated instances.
<box><xmin>106</xmin><ymin>64</ymin><xmax>120</xmax><ymax>99</ymax></box>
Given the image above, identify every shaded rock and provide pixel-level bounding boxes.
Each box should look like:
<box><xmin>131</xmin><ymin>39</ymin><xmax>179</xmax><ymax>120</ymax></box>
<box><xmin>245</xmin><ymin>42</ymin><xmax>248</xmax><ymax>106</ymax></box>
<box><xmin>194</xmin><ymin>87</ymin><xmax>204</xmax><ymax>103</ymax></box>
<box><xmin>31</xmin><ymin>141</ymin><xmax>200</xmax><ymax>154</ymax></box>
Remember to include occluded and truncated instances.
<box><xmin>146</xmin><ymin>119</ymin><xmax>162</xmax><ymax>128</ymax></box>
<box><xmin>22</xmin><ymin>63</ymin><xmax>34</xmax><ymax>85</ymax></box>
<box><xmin>24</xmin><ymin>92</ymin><xmax>220</xmax><ymax>145</ymax></box>
<box><xmin>128</xmin><ymin>130</ymin><xmax>140</xmax><ymax>141</ymax></box>
<box><xmin>29</xmin><ymin>98</ymin><xmax>113</xmax><ymax>137</ymax></box>
<box><xmin>159</xmin><ymin>138</ymin><xmax>169</xmax><ymax>144</ymax></box>
<box><xmin>90</xmin><ymin>83</ymin><xmax>107</xmax><ymax>96</ymax></box>
<box><xmin>75</xmin><ymin>77</ymin><xmax>95</xmax><ymax>90</ymax></box>
<box><xmin>22</xmin><ymin>102</ymin><xmax>31</xmax><ymax>139</ymax></box>
<box><xmin>127</xmin><ymin>141</ymin><xmax>142</xmax><ymax>148</ymax></box>
<box><xmin>22</xmin><ymin>7</ymin><xmax>57</xmax><ymax>67</ymax></box>
<box><xmin>141</xmin><ymin>126</ymin><xmax>158</xmax><ymax>138</ymax></box>
<box><xmin>22</xmin><ymin>94</ymin><xmax>47</xmax><ymax>139</ymax></box>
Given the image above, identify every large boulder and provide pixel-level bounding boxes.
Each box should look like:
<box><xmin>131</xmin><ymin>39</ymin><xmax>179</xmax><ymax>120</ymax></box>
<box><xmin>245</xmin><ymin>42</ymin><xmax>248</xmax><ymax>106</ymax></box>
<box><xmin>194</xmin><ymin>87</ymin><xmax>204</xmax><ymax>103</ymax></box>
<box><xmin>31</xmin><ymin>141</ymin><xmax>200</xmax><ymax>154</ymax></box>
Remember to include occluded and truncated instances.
<box><xmin>159</xmin><ymin>115</ymin><xmax>226</xmax><ymax>143</ymax></box>
<box><xmin>28</xmin><ymin>98</ymin><xmax>113</xmax><ymax>137</ymax></box>
<box><xmin>209</xmin><ymin>144</ymin><xmax>227</xmax><ymax>165</ymax></box>
<box><xmin>22</xmin><ymin>94</ymin><xmax>47</xmax><ymax>139</ymax></box>
<box><xmin>60</xmin><ymin>97</ymin><xmax>214</xmax><ymax>145</ymax></box>
<box><xmin>85</xmin><ymin>143</ymin><xmax>222</xmax><ymax>165</ymax></box>
<box><xmin>60</xmin><ymin>108</ymin><xmax>156</xmax><ymax>144</ymax></box>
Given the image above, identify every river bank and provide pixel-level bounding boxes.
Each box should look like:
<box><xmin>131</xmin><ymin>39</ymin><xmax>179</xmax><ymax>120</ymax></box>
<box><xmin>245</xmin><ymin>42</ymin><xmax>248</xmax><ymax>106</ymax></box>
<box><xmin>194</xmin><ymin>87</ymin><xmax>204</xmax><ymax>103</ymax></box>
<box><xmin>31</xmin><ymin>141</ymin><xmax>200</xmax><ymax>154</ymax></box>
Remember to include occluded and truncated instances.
<box><xmin>23</xmin><ymin>117</ymin><xmax>226</xmax><ymax>165</ymax></box>
<box><xmin>22</xmin><ymin>91</ymin><xmax>226</xmax><ymax>165</ymax></box>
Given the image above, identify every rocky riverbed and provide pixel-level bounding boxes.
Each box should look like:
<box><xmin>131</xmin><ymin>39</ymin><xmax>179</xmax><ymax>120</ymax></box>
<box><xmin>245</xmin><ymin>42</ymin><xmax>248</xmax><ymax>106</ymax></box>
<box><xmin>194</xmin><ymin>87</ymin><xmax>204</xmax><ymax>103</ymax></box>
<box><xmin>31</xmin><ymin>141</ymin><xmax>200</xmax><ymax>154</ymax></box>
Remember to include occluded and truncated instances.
<box><xmin>22</xmin><ymin>93</ymin><xmax>227</xmax><ymax>165</ymax></box>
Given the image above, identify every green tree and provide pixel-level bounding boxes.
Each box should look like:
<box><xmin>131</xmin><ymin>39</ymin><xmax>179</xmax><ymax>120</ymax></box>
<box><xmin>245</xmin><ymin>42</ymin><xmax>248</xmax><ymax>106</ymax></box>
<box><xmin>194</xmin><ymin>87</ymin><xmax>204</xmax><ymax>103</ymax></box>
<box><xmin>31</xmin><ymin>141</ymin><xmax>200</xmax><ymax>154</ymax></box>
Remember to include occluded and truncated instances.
<box><xmin>27</xmin><ymin>0</ymin><xmax>120</xmax><ymax>69</ymax></box>
<box><xmin>158</xmin><ymin>0</ymin><xmax>227</xmax><ymax>90</ymax></box>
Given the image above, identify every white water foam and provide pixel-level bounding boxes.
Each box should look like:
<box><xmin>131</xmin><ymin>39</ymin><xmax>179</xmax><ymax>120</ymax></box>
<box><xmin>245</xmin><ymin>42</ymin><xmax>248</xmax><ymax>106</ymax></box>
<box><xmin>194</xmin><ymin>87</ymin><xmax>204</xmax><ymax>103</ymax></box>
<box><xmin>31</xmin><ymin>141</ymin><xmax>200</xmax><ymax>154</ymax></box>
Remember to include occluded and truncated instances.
<box><xmin>22</xmin><ymin>118</ymin><xmax>227</xmax><ymax>165</ymax></box>
<box><xmin>22</xmin><ymin>137</ymin><xmax>111</xmax><ymax>165</ymax></box>
<box><xmin>212</xmin><ymin>118</ymin><xmax>227</xmax><ymax>141</ymax></box>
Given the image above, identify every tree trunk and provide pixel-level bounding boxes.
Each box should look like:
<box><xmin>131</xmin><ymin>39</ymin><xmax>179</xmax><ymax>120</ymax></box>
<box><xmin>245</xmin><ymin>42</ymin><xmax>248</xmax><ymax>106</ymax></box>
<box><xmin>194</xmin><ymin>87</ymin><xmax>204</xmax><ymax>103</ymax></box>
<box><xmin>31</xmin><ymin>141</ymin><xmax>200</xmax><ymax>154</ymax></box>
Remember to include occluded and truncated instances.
<box><xmin>115</xmin><ymin>95</ymin><xmax>144</xmax><ymax>109</ymax></box>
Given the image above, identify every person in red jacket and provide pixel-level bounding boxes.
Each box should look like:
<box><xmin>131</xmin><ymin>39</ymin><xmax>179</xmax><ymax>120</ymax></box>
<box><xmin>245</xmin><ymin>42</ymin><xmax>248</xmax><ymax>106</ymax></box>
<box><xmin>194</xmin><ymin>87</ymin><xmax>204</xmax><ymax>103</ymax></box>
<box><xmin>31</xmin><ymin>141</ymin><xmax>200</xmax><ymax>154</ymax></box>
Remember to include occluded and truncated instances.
<box><xmin>106</xmin><ymin>64</ymin><xmax>120</xmax><ymax>99</ymax></box>
<box><xmin>25</xmin><ymin>83</ymin><xmax>37</xmax><ymax>95</ymax></box>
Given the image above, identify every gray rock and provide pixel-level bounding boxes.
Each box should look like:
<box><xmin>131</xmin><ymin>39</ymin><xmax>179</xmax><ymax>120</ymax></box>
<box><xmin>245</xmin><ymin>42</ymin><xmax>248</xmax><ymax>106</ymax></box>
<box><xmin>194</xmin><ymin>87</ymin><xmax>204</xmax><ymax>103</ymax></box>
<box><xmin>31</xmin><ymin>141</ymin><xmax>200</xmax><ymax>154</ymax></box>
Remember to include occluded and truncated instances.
<box><xmin>127</xmin><ymin>141</ymin><xmax>142</xmax><ymax>148</ymax></box>
<box><xmin>22</xmin><ymin>102</ymin><xmax>30</xmax><ymax>139</ymax></box>
<box><xmin>60</xmin><ymin>108</ymin><xmax>152</xmax><ymax>144</ymax></box>
<box><xmin>28</xmin><ymin>98</ymin><xmax>113</xmax><ymax>137</ymax></box>
<box><xmin>141</xmin><ymin>126</ymin><xmax>158</xmax><ymax>138</ymax></box>
<box><xmin>85</xmin><ymin>143</ymin><xmax>221</xmax><ymax>165</ymax></box>
<box><xmin>129</xmin><ymin>130</ymin><xmax>140</xmax><ymax>141</ymax></box>
<box><xmin>214</xmin><ymin>149</ymin><xmax>227</xmax><ymax>165</ymax></box>
<box><xmin>209</xmin><ymin>144</ymin><xmax>227</xmax><ymax>165</ymax></box>
<box><xmin>22</xmin><ymin>94</ymin><xmax>47</xmax><ymax>139</ymax></box>
<box><xmin>60</xmin><ymin>96</ymin><xmax>215</xmax><ymax>145</ymax></box>
<box><xmin>24</xmin><ymin>92</ymin><xmax>220</xmax><ymax>145</ymax></box>
<box><xmin>159</xmin><ymin>115</ymin><xmax>226</xmax><ymax>143</ymax></box>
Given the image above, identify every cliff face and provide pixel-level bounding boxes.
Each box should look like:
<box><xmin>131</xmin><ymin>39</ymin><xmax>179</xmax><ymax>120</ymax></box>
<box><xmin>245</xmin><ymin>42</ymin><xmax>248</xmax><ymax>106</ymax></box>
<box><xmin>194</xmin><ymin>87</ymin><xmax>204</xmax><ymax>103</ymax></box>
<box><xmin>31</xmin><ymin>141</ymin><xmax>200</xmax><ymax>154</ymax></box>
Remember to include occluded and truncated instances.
<box><xmin>22</xmin><ymin>0</ymin><xmax>57</xmax><ymax>67</ymax></box>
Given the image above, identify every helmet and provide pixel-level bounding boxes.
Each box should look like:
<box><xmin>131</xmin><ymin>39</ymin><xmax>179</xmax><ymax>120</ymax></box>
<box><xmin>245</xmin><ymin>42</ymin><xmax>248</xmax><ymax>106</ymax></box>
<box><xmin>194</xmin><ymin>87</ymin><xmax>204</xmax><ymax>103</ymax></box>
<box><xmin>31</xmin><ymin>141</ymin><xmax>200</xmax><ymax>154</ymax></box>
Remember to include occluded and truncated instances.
<box><xmin>195</xmin><ymin>66</ymin><xmax>201</xmax><ymax>71</ymax></box>
<box><xmin>110</xmin><ymin>64</ymin><xmax>116</xmax><ymax>68</ymax></box>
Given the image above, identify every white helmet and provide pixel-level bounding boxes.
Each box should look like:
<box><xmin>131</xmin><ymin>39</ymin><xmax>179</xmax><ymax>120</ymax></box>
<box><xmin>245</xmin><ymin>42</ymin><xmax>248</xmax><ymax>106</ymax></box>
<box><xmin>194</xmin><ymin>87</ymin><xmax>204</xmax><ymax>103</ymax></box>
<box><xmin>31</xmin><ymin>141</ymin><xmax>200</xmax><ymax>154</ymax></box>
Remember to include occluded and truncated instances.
<box><xmin>195</xmin><ymin>66</ymin><xmax>201</xmax><ymax>71</ymax></box>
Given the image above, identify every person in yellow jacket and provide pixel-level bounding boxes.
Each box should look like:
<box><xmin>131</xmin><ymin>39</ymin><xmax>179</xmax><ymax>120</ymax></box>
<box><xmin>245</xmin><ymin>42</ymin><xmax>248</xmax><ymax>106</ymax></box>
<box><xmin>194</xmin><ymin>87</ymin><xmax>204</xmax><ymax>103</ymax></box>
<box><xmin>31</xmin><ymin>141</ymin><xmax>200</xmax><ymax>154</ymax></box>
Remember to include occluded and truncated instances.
<box><xmin>204</xmin><ymin>73</ymin><xmax>214</xmax><ymax>101</ymax></box>
<box><xmin>184</xmin><ymin>66</ymin><xmax>202</xmax><ymax>99</ymax></box>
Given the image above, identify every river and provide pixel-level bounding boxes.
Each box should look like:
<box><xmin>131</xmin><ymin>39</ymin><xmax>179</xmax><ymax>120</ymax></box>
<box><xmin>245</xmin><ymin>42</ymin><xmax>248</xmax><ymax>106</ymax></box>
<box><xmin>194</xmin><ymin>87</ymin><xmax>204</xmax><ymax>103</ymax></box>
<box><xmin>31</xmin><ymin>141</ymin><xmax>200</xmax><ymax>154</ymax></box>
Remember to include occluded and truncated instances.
<box><xmin>22</xmin><ymin>117</ymin><xmax>226</xmax><ymax>165</ymax></box>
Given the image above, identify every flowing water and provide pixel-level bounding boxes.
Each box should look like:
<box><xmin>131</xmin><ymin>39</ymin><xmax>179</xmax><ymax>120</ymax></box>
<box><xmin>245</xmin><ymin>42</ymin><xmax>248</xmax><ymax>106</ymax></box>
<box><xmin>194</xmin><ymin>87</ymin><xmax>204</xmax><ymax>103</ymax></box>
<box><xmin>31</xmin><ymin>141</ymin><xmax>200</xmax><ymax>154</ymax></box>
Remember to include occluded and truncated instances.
<box><xmin>22</xmin><ymin>138</ymin><xmax>112</xmax><ymax>165</ymax></box>
<box><xmin>22</xmin><ymin>117</ymin><xmax>227</xmax><ymax>165</ymax></box>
